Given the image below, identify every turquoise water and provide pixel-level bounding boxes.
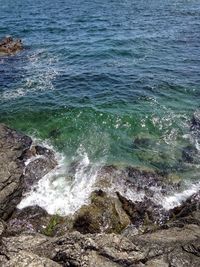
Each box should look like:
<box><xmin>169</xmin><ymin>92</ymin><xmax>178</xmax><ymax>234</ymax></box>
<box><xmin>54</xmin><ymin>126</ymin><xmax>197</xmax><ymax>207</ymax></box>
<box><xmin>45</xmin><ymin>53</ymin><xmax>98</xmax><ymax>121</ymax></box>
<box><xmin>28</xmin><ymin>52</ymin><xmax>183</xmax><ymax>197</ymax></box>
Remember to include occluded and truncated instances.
<box><xmin>0</xmin><ymin>0</ymin><xmax>200</xmax><ymax>176</ymax></box>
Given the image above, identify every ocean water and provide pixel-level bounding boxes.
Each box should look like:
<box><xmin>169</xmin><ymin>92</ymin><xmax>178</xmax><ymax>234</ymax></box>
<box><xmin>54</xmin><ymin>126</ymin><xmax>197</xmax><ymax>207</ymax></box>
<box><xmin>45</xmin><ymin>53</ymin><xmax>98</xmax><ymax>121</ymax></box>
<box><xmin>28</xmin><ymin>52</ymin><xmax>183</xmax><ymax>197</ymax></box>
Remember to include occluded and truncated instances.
<box><xmin>0</xmin><ymin>0</ymin><xmax>200</xmax><ymax>214</ymax></box>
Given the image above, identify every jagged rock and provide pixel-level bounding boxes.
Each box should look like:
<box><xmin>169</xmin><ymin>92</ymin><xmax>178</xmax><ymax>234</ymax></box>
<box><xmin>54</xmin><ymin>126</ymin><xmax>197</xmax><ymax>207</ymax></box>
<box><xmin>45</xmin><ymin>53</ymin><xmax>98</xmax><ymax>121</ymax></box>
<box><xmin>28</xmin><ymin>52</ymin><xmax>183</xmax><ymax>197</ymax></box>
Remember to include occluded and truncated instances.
<box><xmin>116</xmin><ymin>192</ymin><xmax>166</xmax><ymax>227</ymax></box>
<box><xmin>0</xmin><ymin>124</ymin><xmax>32</xmax><ymax>220</ymax></box>
<box><xmin>191</xmin><ymin>110</ymin><xmax>200</xmax><ymax>131</ymax></box>
<box><xmin>23</xmin><ymin>145</ymin><xmax>57</xmax><ymax>190</ymax></box>
<box><xmin>6</xmin><ymin>206</ymin><xmax>53</xmax><ymax>236</ymax></box>
<box><xmin>0</xmin><ymin>219</ymin><xmax>5</xmax><ymax>237</ymax></box>
<box><xmin>0</xmin><ymin>36</ymin><xmax>23</xmax><ymax>56</ymax></box>
<box><xmin>182</xmin><ymin>145</ymin><xmax>199</xmax><ymax>163</ymax></box>
<box><xmin>73</xmin><ymin>190</ymin><xmax>130</xmax><ymax>234</ymax></box>
<box><xmin>0</xmin><ymin>124</ymin><xmax>57</xmax><ymax>220</ymax></box>
<box><xmin>1</xmin><ymin>226</ymin><xmax>200</xmax><ymax>267</ymax></box>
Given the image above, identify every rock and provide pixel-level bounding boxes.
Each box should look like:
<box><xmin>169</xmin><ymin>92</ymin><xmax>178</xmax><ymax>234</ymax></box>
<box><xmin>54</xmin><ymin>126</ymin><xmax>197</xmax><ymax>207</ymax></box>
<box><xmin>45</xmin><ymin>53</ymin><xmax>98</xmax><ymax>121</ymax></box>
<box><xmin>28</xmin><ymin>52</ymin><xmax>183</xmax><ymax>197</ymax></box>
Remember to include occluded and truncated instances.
<box><xmin>182</xmin><ymin>145</ymin><xmax>199</xmax><ymax>163</ymax></box>
<box><xmin>0</xmin><ymin>124</ymin><xmax>32</xmax><ymax>220</ymax></box>
<box><xmin>166</xmin><ymin>190</ymin><xmax>200</xmax><ymax>228</ymax></box>
<box><xmin>6</xmin><ymin>206</ymin><xmax>53</xmax><ymax>236</ymax></box>
<box><xmin>48</xmin><ymin>128</ymin><xmax>61</xmax><ymax>139</ymax></box>
<box><xmin>0</xmin><ymin>36</ymin><xmax>23</xmax><ymax>56</ymax></box>
<box><xmin>0</xmin><ymin>124</ymin><xmax>57</xmax><ymax>220</ymax></box>
<box><xmin>1</xmin><ymin>226</ymin><xmax>200</xmax><ymax>267</ymax></box>
<box><xmin>191</xmin><ymin>110</ymin><xmax>200</xmax><ymax>132</ymax></box>
<box><xmin>73</xmin><ymin>190</ymin><xmax>130</xmax><ymax>234</ymax></box>
<box><xmin>0</xmin><ymin>219</ymin><xmax>5</xmax><ymax>237</ymax></box>
<box><xmin>23</xmin><ymin>145</ymin><xmax>57</xmax><ymax>190</ymax></box>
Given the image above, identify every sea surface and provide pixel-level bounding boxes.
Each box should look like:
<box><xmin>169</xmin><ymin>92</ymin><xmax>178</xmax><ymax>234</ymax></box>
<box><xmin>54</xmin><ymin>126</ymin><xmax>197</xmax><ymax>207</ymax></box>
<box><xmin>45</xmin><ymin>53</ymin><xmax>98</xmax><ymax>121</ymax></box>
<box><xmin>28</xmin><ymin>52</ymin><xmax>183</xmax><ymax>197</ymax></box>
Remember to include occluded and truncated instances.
<box><xmin>0</xmin><ymin>0</ymin><xmax>200</xmax><ymax>214</ymax></box>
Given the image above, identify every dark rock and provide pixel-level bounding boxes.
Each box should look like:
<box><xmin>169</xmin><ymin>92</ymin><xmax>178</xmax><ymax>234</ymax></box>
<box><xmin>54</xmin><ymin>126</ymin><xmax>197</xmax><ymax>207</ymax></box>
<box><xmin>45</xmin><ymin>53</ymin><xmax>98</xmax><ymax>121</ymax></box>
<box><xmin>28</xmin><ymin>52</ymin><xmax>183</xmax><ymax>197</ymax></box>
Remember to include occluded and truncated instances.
<box><xmin>0</xmin><ymin>124</ymin><xmax>32</xmax><ymax>220</ymax></box>
<box><xmin>48</xmin><ymin>128</ymin><xmax>61</xmax><ymax>139</ymax></box>
<box><xmin>0</xmin><ymin>124</ymin><xmax>57</xmax><ymax>220</ymax></box>
<box><xmin>23</xmin><ymin>146</ymin><xmax>57</xmax><ymax>191</ymax></box>
<box><xmin>168</xmin><ymin>191</ymin><xmax>200</xmax><ymax>224</ymax></box>
<box><xmin>6</xmin><ymin>206</ymin><xmax>53</xmax><ymax>236</ymax></box>
<box><xmin>0</xmin><ymin>36</ymin><xmax>23</xmax><ymax>56</ymax></box>
<box><xmin>117</xmin><ymin>192</ymin><xmax>167</xmax><ymax>228</ymax></box>
<box><xmin>182</xmin><ymin>145</ymin><xmax>199</xmax><ymax>163</ymax></box>
<box><xmin>191</xmin><ymin>110</ymin><xmax>200</xmax><ymax>132</ymax></box>
<box><xmin>133</xmin><ymin>137</ymin><xmax>152</xmax><ymax>149</ymax></box>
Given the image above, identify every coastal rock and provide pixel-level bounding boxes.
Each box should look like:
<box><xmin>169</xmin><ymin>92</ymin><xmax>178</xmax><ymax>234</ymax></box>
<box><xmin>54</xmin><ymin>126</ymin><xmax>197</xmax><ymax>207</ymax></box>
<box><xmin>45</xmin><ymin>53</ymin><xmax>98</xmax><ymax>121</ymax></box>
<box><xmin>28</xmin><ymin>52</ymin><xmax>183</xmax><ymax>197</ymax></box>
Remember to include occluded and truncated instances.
<box><xmin>191</xmin><ymin>110</ymin><xmax>200</xmax><ymax>132</ymax></box>
<box><xmin>23</xmin><ymin>145</ymin><xmax>57</xmax><ymax>190</ymax></box>
<box><xmin>166</xmin><ymin>190</ymin><xmax>200</xmax><ymax>228</ymax></box>
<box><xmin>116</xmin><ymin>192</ymin><xmax>166</xmax><ymax>227</ymax></box>
<box><xmin>0</xmin><ymin>124</ymin><xmax>57</xmax><ymax>220</ymax></box>
<box><xmin>6</xmin><ymin>206</ymin><xmax>53</xmax><ymax>236</ymax></box>
<box><xmin>0</xmin><ymin>124</ymin><xmax>32</xmax><ymax>220</ymax></box>
<box><xmin>182</xmin><ymin>145</ymin><xmax>199</xmax><ymax>164</ymax></box>
<box><xmin>0</xmin><ymin>36</ymin><xmax>23</xmax><ymax>56</ymax></box>
<box><xmin>0</xmin><ymin>219</ymin><xmax>5</xmax><ymax>237</ymax></box>
<box><xmin>73</xmin><ymin>190</ymin><xmax>130</xmax><ymax>234</ymax></box>
<box><xmin>1</xmin><ymin>225</ymin><xmax>200</xmax><ymax>267</ymax></box>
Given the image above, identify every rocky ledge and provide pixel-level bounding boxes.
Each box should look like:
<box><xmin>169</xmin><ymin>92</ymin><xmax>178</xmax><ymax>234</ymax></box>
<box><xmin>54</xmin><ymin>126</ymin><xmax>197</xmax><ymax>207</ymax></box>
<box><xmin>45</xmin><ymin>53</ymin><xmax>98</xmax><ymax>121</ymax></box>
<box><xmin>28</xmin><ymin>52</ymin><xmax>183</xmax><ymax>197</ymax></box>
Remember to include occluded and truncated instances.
<box><xmin>0</xmin><ymin>124</ymin><xmax>199</xmax><ymax>267</ymax></box>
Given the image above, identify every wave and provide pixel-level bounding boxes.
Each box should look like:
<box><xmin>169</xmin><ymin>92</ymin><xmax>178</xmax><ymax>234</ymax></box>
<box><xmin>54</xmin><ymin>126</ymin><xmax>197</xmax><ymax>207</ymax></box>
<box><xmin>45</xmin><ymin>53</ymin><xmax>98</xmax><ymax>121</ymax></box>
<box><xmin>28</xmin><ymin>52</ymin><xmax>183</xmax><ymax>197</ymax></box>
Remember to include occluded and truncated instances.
<box><xmin>18</xmin><ymin>142</ymin><xmax>101</xmax><ymax>216</ymax></box>
<box><xmin>2</xmin><ymin>49</ymin><xmax>58</xmax><ymax>100</ymax></box>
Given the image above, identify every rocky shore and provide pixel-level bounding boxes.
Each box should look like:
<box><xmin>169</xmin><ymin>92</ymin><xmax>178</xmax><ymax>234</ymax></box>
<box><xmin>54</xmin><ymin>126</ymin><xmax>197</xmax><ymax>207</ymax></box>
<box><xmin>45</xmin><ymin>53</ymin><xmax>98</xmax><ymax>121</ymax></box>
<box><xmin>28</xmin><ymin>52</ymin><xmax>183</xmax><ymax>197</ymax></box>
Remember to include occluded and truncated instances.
<box><xmin>0</xmin><ymin>123</ymin><xmax>199</xmax><ymax>267</ymax></box>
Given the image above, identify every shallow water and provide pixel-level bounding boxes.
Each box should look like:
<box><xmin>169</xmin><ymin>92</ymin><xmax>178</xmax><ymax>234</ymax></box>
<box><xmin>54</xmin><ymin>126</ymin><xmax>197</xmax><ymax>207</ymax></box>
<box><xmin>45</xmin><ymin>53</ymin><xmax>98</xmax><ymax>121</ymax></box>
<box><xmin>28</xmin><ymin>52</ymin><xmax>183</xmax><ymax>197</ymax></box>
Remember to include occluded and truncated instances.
<box><xmin>0</xmin><ymin>0</ymin><xmax>200</xmax><ymax>214</ymax></box>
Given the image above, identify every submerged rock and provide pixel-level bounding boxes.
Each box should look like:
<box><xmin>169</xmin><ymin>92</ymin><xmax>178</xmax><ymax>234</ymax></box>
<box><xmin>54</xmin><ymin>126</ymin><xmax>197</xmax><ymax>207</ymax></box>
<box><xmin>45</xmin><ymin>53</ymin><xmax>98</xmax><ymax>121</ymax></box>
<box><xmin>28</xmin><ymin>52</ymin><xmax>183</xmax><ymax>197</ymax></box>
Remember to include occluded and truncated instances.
<box><xmin>0</xmin><ymin>36</ymin><xmax>23</xmax><ymax>55</ymax></box>
<box><xmin>191</xmin><ymin>110</ymin><xmax>200</xmax><ymax>132</ymax></box>
<box><xmin>182</xmin><ymin>145</ymin><xmax>199</xmax><ymax>164</ymax></box>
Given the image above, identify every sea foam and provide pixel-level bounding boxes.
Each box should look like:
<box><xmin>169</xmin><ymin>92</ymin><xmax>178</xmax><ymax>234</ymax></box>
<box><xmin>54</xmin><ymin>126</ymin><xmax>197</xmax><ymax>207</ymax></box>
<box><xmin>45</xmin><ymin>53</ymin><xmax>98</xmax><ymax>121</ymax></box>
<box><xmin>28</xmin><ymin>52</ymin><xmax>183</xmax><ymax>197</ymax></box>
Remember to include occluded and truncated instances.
<box><xmin>18</xmin><ymin>142</ymin><xmax>100</xmax><ymax>216</ymax></box>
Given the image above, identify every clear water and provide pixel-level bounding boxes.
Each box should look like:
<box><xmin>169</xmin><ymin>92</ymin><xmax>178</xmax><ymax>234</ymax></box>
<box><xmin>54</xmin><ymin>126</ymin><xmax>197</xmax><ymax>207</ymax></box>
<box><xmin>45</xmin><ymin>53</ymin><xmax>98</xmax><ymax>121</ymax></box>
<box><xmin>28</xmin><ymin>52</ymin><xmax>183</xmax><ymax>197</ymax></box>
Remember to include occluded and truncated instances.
<box><xmin>0</xmin><ymin>0</ymin><xmax>200</xmax><ymax>214</ymax></box>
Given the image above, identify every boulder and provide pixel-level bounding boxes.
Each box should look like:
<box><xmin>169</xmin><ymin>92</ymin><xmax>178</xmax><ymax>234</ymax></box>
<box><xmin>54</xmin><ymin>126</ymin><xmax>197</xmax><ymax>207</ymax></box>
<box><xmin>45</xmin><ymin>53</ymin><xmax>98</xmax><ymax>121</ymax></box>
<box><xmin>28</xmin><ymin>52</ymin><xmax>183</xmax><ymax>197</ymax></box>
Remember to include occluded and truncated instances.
<box><xmin>0</xmin><ymin>36</ymin><xmax>23</xmax><ymax>56</ymax></box>
<box><xmin>23</xmin><ymin>145</ymin><xmax>57</xmax><ymax>191</ymax></box>
<box><xmin>6</xmin><ymin>206</ymin><xmax>53</xmax><ymax>236</ymax></box>
<box><xmin>73</xmin><ymin>190</ymin><xmax>130</xmax><ymax>234</ymax></box>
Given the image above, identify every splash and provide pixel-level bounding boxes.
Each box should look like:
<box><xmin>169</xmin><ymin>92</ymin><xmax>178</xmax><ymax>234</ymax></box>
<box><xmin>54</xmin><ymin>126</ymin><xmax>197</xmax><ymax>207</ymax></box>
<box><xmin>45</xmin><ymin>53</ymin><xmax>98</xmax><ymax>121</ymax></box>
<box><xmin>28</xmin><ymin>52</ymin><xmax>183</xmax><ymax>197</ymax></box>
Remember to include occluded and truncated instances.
<box><xmin>18</xmin><ymin>144</ymin><xmax>100</xmax><ymax>216</ymax></box>
<box><xmin>161</xmin><ymin>182</ymin><xmax>200</xmax><ymax>210</ymax></box>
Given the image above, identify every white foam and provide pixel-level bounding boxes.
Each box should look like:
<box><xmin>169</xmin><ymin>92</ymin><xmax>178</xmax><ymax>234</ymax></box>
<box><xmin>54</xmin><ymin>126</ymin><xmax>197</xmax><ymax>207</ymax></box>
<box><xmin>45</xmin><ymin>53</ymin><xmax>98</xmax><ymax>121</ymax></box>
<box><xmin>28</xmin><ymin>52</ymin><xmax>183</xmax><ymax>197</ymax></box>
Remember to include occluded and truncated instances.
<box><xmin>2</xmin><ymin>49</ymin><xmax>58</xmax><ymax>100</ymax></box>
<box><xmin>161</xmin><ymin>182</ymin><xmax>200</xmax><ymax>210</ymax></box>
<box><xmin>18</xmin><ymin>144</ymin><xmax>100</xmax><ymax>216</ymax></box>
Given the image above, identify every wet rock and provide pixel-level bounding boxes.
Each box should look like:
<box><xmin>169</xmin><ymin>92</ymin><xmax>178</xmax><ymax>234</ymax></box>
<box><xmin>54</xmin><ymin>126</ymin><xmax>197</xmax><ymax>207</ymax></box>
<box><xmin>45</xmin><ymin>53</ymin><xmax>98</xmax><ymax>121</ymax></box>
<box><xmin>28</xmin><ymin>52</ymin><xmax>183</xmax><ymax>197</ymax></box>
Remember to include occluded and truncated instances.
<box><xmin>73</xmin><ymin>190</ymin><xmax>130</xmax><ymax>234</ymax></box>
<box><xmin>166</xmin><ymin>190</ymin><xmax>200</xmax><ymax>228</ymax></box>
<box><xmin>0</xmin><ymin>36</ymin><xmax>23</xmax><ymax>56</ymax></box>
<box><xmin>0</xmin><ymin>124</ymin><xmax>32</xmax><ymax>220</ymax></box>
<box><xmin>191</xmin><ymin>110</ymin><xmax>200</xmax><ymax>132</ymax></box>
<box><xmin>23</xmin><ymin>145</ymin><xmax>57</xmax><ymax>190</ymax></box>
<box><xmin>182</xmin><ymin>145</ymin><xmax>199</xmax><ymax>163</ymax></box>
<box><xmin>6</xmin><ymin>206</ymin><xmax>53</xmax><ymax>236</ymax></box>
<box><xmin>133</xmin><ymin>137</ymin><xmax>153</xmax><ymax>149</ymax></box>
<box><xmin>0</xmin><ymin>124</ymin><xmax>57</xmax><ymax>220</ymax></box>
<box><xmin>117</xmin><ymin>192</ymin><xmax>167</xmax><ymax>228</ymax></box>
<box><xmin>48</xmin><ymin>128</ymin><xmax>61</xmax><ymax>139</ymax></box>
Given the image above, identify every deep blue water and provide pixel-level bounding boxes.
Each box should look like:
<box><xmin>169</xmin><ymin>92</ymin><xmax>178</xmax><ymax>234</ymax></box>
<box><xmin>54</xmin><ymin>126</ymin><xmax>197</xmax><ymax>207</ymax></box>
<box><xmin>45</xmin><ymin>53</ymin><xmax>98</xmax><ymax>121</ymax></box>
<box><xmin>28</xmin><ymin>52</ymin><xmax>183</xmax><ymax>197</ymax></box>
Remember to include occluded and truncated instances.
<box><xmin>0</xmin><ymin>0</ymin><xmax>200</xmax><ymax>179</ymax></box>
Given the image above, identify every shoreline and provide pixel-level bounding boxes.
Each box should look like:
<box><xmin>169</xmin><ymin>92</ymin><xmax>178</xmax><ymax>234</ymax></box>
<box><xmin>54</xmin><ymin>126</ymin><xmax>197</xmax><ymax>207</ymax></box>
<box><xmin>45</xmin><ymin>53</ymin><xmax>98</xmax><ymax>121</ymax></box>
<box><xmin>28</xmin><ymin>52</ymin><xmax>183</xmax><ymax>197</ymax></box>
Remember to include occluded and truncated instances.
<box><xmin>0</xmin><ymin>123</ymin><xmax>199</xmax><ymax>266</ymax></box>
